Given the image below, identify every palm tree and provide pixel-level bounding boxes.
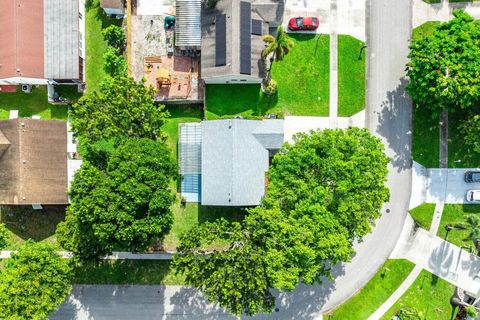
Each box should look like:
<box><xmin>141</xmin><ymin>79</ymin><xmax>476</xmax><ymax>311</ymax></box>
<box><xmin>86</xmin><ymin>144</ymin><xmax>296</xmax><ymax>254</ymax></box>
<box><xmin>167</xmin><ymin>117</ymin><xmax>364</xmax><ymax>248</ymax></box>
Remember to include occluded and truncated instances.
<box><xmin>460</xmin><ymin>215</ymin><xmax>480</xmax><ymax>253</ymax></box>
<box><xmin>261</xmin><ymin>26</ymin><xmax>294</xmax><ymax>86</ymax></box>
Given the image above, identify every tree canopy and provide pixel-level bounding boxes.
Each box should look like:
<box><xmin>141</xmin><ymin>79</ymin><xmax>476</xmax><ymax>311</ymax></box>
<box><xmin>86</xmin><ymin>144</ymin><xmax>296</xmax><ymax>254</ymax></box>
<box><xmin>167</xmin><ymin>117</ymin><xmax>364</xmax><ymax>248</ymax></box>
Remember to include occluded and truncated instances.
<box><xmin>406</xmin><ymin>10</ymin><xmax>480</xmax><ymax>113</ymax></box>
<box><xmin>0</xmin><ymin>241</ymin><xmax>72</xmax><ymax>320</ymax></box>
<box><xmin>71</xmin><ymin>75</ymin><xmax>169</xmax><ymax>144</ymax></box>
<box><xmin>57</xmin><ymin>138</ymin><xmax>177</xmax><ymax>260</ymax></box>
<box><xmin>102</xmin><ymin>25</ymin><xmax>125</xmax><ymax>52</ymax></box>
<box><xmin>174</xmin><ymin>128</ymin><xmax>390</xmax><ymax>316</ymax></box>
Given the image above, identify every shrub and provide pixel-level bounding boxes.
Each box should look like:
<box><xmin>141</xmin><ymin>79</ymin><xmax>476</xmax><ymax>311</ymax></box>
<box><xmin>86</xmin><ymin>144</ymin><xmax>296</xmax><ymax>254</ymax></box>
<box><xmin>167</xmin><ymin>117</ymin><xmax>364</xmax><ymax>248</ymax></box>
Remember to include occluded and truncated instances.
<box><xmin>103</xmin><ymin>47</ymin><xmax>127</xmax><ymax>77</ymax></box>
<box><xmin>466</xmin><ymin>305</ymin><xmax>478</xmax><ymax>318</ymax></box>
<box><xmin>0</xmin><ymin>223</ymin><xmax>8</xmax><ymax>250</ymax></box>
<box><xmin>263</xmin><ymin>79</ymin><xmax>278</xmax><ymax>95</ymax></box>
<box><xmin>102</xmin><ymin>25</ymin><xmax>125</xmax><ymax>52</ymax></box>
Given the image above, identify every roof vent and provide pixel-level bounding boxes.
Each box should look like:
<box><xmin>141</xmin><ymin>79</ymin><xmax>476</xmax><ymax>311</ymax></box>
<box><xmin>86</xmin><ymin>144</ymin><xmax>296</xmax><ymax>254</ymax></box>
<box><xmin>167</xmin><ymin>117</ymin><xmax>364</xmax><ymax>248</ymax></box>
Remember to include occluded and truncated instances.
<box><xmin>228</xmin><ymin>120</ymin><xmax>232</xmax><ymax>129</ymax></box>
<box><xmin>20</xmin><ymin>122</ymin><xmax>25</xmax><ymax>127</ymax></box>
<box><xmin>22</xmin><ymin>160</ymin><xmax>26</xmax><ymax>164</ymax></box>
<box><xmin>16</xmin><ymin>68</ymin><xmax>20</xmax><ymax>73</ymax></box>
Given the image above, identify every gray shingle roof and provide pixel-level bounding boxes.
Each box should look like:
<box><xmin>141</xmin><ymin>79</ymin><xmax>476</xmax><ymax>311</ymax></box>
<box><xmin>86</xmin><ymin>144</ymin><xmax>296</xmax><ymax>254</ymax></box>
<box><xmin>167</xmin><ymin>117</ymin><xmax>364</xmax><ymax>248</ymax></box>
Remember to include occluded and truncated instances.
<box><xmin>201</xmin><ymin>119</ymin><xmax>284</xmax><ymax>206</ymax></box>
<box><xmin>44</xmin><ymin>0</ymin><xmax>79</xmax><ymax>80</ymax></box>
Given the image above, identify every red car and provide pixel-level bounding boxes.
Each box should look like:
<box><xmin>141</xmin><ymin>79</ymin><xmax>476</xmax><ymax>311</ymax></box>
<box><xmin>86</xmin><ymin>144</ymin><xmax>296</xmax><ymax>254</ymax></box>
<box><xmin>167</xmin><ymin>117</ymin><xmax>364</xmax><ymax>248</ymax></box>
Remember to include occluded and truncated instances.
<box><xmin>288</xmin><ymin>17</ymin><xmax>319</xmax><ymax>31</ymax></box>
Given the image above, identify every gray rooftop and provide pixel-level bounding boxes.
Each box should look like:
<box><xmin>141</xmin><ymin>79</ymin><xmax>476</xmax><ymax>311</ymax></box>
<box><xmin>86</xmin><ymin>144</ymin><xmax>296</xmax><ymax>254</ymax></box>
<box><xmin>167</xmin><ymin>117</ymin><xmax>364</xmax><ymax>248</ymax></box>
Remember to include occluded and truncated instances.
<box><xmin>201</xmin><ymin>0</ymin><xmax>283</xmax><ymax>81</ymax></box>
<box><xmin>176</xmin><ymin>0</ymin><xmax>202</xmax><ymax>48</ymax></box>
<box><xmin>44</xmin><ymin>0</ymin><xmax>80</xmax><ymax>80</ymax></box>
<box><xmin>201</xmin><ymin>119</ymin><xmax>284</xmax><ymax>206</ymax></box>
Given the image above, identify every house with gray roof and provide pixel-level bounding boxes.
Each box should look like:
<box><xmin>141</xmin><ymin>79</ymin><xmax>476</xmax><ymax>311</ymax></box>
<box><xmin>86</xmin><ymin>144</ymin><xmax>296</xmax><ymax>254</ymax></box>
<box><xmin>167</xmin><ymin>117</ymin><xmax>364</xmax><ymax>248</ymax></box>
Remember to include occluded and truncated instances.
<box><xmin>179</xmin><ymin>119</ymin><xmax>284</xmax><ymax>206</ymax></box>
<box><xmin>200</xmin><ymin>0</ymin><xmax>284</xmax><ymax>84</ymax></box>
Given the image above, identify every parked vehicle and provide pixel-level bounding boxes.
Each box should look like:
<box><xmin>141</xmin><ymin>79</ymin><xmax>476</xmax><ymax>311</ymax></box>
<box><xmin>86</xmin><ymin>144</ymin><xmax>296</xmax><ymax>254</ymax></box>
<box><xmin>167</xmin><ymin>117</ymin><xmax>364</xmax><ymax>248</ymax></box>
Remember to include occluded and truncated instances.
<box><xmin>465</xmin><ymin>171</ymin><xmax>480</xmax><ymax>183</ymax></box>
<box><xmin>288</xmin><ymin>17</ymin><xmax>319</xmax><ymax>31</ymax></box>
<box><xmin>466</xmin><ymin>190</ymin><xmax>480</xmax><ymax>202</ymax></box>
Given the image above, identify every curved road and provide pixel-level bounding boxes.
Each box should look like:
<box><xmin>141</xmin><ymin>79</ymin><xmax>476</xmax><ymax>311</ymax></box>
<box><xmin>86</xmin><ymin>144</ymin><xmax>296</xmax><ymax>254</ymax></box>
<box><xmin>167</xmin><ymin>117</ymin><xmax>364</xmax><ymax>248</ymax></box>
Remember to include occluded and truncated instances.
<box><xmin>52</xmin><ymin>0</ymin><xmax>413</xmax><ymax>319</ymax></box>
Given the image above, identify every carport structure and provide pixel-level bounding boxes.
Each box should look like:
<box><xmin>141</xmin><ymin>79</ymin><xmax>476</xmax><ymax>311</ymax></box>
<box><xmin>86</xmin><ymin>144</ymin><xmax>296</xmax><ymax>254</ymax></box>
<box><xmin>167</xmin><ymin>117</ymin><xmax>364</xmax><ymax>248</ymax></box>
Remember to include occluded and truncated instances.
<box><xmin>179</xmin><ymin>123</ymin><xmax>202</xmax><ymax>202</ymax></box>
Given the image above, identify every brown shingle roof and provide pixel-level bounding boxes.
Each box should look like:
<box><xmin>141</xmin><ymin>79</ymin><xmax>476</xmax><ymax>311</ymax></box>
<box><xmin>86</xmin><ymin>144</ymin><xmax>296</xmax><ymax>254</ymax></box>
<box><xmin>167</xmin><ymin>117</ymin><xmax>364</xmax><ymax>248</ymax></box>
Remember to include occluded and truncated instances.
<box><xmin>0</xmin><ymin>0</ymin><xmax>45</xmax><ymax>79</ymax></box>
<box><xmin>0</xmin><ymin>119</ymin><xmax>68</xmax><ymax>205</ymax></box>
<box><xmin>100</xmin><ymin>0</ymin><xmax>124</xmax><ymax>9</ymax></box>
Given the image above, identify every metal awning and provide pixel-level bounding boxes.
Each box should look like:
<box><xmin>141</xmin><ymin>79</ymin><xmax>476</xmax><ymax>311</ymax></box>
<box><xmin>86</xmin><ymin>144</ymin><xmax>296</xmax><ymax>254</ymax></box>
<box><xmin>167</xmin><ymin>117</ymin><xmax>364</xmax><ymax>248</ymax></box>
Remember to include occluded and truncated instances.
<box><xmin>175</xmin><ymin>0</ymin><xmax>201</xmax><ymax>48</ymax></box>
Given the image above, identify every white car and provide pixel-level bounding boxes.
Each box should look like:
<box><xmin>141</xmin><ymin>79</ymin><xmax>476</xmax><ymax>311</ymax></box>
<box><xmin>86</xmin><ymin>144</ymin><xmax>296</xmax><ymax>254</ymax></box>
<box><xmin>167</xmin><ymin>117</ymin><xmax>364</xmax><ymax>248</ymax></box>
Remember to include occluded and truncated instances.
<box><xmin>466</xmin><ymin>190</ymin><xmax>480</xmax><ymax>202</ymax></box>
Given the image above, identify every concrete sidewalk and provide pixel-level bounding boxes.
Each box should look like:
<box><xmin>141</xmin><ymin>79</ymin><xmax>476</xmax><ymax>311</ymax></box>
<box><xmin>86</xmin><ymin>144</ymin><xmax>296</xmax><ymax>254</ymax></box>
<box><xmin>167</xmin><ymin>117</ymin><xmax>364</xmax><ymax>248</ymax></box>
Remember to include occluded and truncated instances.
<box><xmin>392</xmin><ymin>218</ymin><xmax>480</xmax><ymax>297</ymax></box>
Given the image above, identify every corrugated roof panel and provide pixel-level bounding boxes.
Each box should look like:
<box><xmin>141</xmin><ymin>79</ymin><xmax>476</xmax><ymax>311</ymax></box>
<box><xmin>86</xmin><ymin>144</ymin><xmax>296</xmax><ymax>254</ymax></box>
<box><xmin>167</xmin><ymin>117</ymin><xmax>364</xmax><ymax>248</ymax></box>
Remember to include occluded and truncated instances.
<box><xmin>44</xmin><ymin>0</ymin><xmax>79</xmax><ymax>80</ymax></box>
<box><xmin>175</xmin><ymin>0</ymin><xmax>201</xmax><ymax>47</ymax></box>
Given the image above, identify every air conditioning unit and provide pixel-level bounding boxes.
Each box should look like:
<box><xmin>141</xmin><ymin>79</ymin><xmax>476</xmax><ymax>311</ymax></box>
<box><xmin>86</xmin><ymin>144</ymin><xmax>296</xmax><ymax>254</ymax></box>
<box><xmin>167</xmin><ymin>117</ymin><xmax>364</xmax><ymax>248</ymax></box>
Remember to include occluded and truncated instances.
<box><xmin>21</xmin><ymin>84</ymin><xmax>32</xmax><ymax>93</ymax></box>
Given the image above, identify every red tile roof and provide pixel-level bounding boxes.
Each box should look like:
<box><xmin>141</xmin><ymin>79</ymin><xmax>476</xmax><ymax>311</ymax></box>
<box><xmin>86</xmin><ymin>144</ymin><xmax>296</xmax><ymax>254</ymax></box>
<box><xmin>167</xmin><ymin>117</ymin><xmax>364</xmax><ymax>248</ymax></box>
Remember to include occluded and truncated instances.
<box><xmin>0</xmin><ymin>0</ymin><xmax>44</xmax><ymax>79</ymax></box>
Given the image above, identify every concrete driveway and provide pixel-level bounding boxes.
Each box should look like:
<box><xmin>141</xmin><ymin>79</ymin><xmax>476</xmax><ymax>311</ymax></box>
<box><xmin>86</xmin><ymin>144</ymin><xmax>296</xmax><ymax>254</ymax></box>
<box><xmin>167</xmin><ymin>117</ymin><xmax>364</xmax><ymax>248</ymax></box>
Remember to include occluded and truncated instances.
<box><xmin>282</xmin><ymin>0</ymin><xmax>365</xmax><ymax>41</ymax></box>
<box><xmin>410</xmin><ymin>163</ymin><xmax>480</xmax><ymax>205</ymax></box>
<box><xmin>426</xmin><ymin>169</ymin><xmax>480</xmax><ymax>204</ymax></box>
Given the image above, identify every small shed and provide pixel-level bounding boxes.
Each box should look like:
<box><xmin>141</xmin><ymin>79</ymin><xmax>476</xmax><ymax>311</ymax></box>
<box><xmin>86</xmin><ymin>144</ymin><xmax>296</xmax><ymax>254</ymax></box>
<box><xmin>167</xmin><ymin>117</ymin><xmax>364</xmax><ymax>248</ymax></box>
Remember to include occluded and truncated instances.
<box><xmin>100</xmin><ymin>0</ymin><xmax>125</xmax><ymax>16</ymax></box>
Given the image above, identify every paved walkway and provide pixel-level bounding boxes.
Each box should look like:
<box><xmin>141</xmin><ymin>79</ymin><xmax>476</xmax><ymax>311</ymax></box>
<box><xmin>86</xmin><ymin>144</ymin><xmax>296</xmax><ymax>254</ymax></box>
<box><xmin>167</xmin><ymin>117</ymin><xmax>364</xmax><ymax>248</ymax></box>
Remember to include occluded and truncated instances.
<box><xmin>368</xmin><ymin>265</ymin><xmax>423</xmax><ymax>320</ymax></box>
<box><xmin>414</xmin><ymin>0</ymin><xmax>480</xmax><ymax>28</ymax></box>
<box><xmin>393</xmin><ymin>223</ymin><xmax>480</xmax><ymax>297</ymax></box>
<box><xmin>329</xmin><ymin>0</ymin><xmax>339</xmax><ymax>128</ymax></box>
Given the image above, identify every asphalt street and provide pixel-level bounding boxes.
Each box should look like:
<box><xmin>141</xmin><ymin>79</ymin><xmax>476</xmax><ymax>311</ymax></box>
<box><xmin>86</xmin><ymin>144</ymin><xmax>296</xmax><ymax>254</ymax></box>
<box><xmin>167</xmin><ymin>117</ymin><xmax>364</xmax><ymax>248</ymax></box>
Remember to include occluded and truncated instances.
<box><xmin>51</xmin><ymin>0</ymin><xmax>414</xmax><ymax>318</ymax></box>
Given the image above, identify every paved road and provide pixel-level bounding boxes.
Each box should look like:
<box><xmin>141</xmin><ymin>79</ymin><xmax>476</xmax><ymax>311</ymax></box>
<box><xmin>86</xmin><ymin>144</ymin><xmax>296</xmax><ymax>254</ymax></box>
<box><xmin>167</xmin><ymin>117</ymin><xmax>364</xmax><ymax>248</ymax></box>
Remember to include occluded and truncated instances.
<box><xmin>51</xmin><ymin>0</ymin><xmax>413</xmax><ymax>319</ymax></box>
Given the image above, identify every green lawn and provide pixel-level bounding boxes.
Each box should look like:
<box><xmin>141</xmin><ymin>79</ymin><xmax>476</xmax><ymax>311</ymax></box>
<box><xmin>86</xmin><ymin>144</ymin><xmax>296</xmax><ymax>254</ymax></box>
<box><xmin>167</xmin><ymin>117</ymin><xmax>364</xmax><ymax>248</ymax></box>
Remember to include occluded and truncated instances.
<box><xmin>448</xmin><ymin>108</ymin><xmax>480</xmax><ymax>168</ymax></box>
<box><xmin>163</xmin><ymin>105</ymin><xmax>203</xmax><ymax>152</ymax></box>
<box><xmin>409</xmin><ymin>203</ymin><xmax>436</xmax><ymax>230</ymax></box>
<box><xmin>412</xmin><ymin>21</ymin><xmax>441</xmax><ymax>42</ymax></box>
<box><xmin>0</xmin><ymin>86</ymin><xmax>68</xmax><ymax>120</ymax></box>
<box><xmin>330</xmin><ymin>259</ymin><xmax>415</xmax><ymax>320</ymax></box>
<box><xmin>338</xmin><ymin>35</ymin><xmax>366</xmax><ymax>117</ymax></box>
<box><xmin>437</xmin><ymin>204</ymin><xmax>480</xmax><ymax>249</ymax></box>
<box><xmin>163</xmin><ymin>203</ymin><xmax>247</xmax><ymax>251</ymax></box>
<box><xmin>85</xmin><ymin>0</ymin><xmax>121</xmax><ymax>92</ymax></box>
<box><xmin>73</xmin><ymin>260</ymin><xmax>185</xmax><ymax>285</ymax></box>
<box><xmin>206</xmin><ymin>34</ymin><xmax>330</xmax><ymax>118</ymax></box>
<box><xmin>382</xmin><ymin>270</ymin><xmax>455</xmax><ymax>320</ymax></box>
<box><xmin>0</xmin><ymin>205</ymin><xmax>65</xmax><ymax>250</ymax></box>
<box><xmin>412</xmin><ymin>105</ymin><xmax>439</xmax><ymax>168</ymax></box>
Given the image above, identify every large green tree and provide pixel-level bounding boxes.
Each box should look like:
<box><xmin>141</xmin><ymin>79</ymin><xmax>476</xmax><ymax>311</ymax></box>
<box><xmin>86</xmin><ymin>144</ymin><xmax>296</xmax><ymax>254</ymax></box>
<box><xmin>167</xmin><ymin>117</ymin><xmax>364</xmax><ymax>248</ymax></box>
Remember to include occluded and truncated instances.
<box><xmin>71</xmin><ymin>75</ymin><xmax>169</xmax><ymax>144</ymax></box>
<box><xmin>406</xmin><ymin>10</ymin><xmax>480</xmax><ymax>113</ymax></box>
<box><xmin>0</xmin><ymin>241</ymin><xmax>72</xmax><ymax>320</ymax></box>
<box><xmin>57</xmin><ymin>138</ymin><xmax>177</xmax><ymax>260</ymax></box>
<box><xmin>174</xmin><ymin>128</ymin><xmax>390</xmax><ymax>316</ymax></box>
<box><xmin>174</xmin><ymin>220</ymin><xmax>275</xmax><ymax>316</ymax></box>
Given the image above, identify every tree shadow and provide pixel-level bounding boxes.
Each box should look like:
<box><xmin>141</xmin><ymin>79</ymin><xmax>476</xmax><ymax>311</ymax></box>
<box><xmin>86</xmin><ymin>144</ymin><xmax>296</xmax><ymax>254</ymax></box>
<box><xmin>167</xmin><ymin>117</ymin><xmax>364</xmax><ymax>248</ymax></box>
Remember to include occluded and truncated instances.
<box><xmin>0</xmin><ymin>205</ymin><xmax>66</xmax><ymax>242</ymax></box>
<box><xmin>198</xmin><ymin>206</ymin><xmax>248</xmax><ymax>224</ymax></box>
<box><xmin>376</xmin><ymin>77</ymin><xmax>413</xmax><ymax>172</ymax></box>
